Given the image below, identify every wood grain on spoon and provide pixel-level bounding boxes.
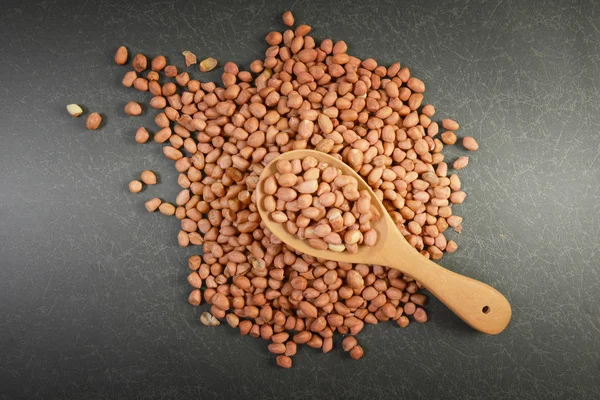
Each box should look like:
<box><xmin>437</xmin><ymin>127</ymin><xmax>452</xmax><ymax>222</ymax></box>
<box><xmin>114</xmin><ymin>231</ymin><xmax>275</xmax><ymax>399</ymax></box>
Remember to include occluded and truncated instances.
<box><xmin>257</xmin><ymin>150</ymin><xmax>512</xmax><ymax>335</ymax></box>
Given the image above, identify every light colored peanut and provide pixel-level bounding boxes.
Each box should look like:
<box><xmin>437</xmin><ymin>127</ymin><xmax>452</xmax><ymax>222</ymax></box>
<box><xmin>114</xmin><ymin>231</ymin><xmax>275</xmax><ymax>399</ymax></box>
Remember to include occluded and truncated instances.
<box><xmin>200</xmin><ymin>57</ymin><xmax>218</xmax><ymax>72</ymax></box>
<box><xmin>67</xmin><ymin>104</ymin><xmax>83</xmax><ymax>117</ymax></box>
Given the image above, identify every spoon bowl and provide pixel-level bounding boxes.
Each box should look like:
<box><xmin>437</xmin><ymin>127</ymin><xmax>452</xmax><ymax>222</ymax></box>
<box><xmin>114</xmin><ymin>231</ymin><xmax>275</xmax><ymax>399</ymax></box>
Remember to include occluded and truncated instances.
<box><xmin>257</xmin><ymin>150</ymin><xmax>512</xmax><ymax>334</ymax></box>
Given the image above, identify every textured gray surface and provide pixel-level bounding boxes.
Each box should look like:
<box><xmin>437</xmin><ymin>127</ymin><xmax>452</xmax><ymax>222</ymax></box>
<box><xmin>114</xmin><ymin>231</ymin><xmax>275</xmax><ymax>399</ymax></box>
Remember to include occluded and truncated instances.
<box><xmin>1</xmin><ymin>0</ymin><xmax>599</xmax><ymax>399</ymax></box>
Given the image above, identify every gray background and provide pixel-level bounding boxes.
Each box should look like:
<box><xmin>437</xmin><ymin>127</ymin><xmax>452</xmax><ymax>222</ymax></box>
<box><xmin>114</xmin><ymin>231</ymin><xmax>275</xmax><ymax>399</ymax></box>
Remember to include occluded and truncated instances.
<box><xmin>1</xmin><ymin>0</ymin><xmax>599</xmax><ymax>399</ymax></box>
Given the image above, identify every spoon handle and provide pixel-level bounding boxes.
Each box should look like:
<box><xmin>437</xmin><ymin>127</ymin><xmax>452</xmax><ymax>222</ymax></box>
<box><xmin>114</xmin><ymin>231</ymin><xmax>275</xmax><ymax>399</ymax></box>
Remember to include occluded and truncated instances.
<box><xmin>397</xmin><ymin>258</ymin><xmax>512</xmax><ymax>334</ymax></box>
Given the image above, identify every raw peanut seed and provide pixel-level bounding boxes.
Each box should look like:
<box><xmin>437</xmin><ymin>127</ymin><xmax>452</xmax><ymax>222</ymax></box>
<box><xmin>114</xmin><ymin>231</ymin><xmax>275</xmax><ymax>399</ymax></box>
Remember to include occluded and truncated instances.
<box><xmin>151</xmin><ymin>55</ymin><xmax>167</xmax><ymax>71</ymax></box>
<box><xmin>441</xmin><ymin>131</ymin><xmax>457</xmax><ymax>145</ymax></box>
<box><xmin>85</xmin><ymin>112</ymin><xmax>102</xmax><ymax>130</ymax></box>
<box><xmin>158</xmin><ymin>202</ymin><xmax>175</xmax><ymax>216</ymax></box>
<box><xmin>276</xmin><ymin>355</ymin><xmax>292</xmax><ymax>369</ymax></box>
<box><xmin>135</xmin><ymin>127</ymin><xmax>150</xmax><ymax>143</ymax></box>
<box><xmin>132</xmin><ymin>53</ymin><xmax>147</xmax><ymax>72</ymax></box>
<box><xmin>342</xmin><ymin>336</ymin><xmax>358</xmax><ymax>351</ymax></box>
<box><xmin>124</xmin><ymin>102</ymin><xmax>142</xmax><ymax>116</ymax></box>
<box><xmin>141</xmin><ymin>170</ymin><xmax>157</xmax><ymax>185</ymax></box>
<box><xmin>200</xmin><ymin>57</ymin><xmax>218</xmax><ymax>72</ymax></box>
<box><xmin>144</xmin><ymin>197</ymin><xmax>161</xmax><ymax>212</ymax></box>
<box><xmin>282</xmin><ymin>11</ymin><xmax>294</xmax><ymax>27</ymax></box>
<box><xmin>442</xmin><ymin>118</ymin><xmax>460</xmax><ymax>131</ymax></box>
<box><xmin>164</xmin><ymin>65</ymin><xmax>178</xmax><ymax>77</ymax></box>
<box><xmin>182</xmin><ymin>50</ymin><xmax>197</xmax><ymax>66</ymax></box>
<box><xmin>188</xmin><ymin>289</ymin><xmax>201</xmax><ymax>306</ymax></box>
<box><xmin>349</xmin><ymin>345</ymin><xmax>364</xmax><ymax>360</ymax></box>
<box><xmin>114</xmin><ymin>46</ymin><xmax>128</xmax><ymax>65</ymax></box>
<box><xmin>66</xmin><ymin>104</ymin><xmax>83</xmax><ymax>117</ymax></box>
<box><xmin>122</xmin><ymin>71</ymin><xmax>137</xmax><ymax>87</ymax></box>
<box><xmin>200</xmin><ymin>312</ymin><xmax>220</xmax><ymax>326</ymax></box>
<box><xmin>128</xmin><ymin>180</ymin><xmax>143</xmax><ymax>193</ymax></box>
<box><xmin>463</xmin><ymin>136</ymin><xmax>479</xmax><ymax>151</ymax></box>
<box><xmin>453</xmin><ymin>156</ymin><xmax>469</xmax><ymax>170</ymax></box>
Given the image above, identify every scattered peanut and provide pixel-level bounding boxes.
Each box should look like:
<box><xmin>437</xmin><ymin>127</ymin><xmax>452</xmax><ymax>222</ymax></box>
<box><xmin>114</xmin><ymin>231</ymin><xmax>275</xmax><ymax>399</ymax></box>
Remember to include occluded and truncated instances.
<box><xmin>128</xmin><ymin>180</ymin><xmax>143</xmax><ymax>193</ymax></box>
<box><xmin>441</xmin><ymin>131</ymin><xmax>457</xmax><ymax>145</ymax></box>
<box><xmin>66</xmin><ymin>104</ymin><xmax>83</xmax><ymax>117</ymax></box>
<box><xmin>282</xmin><ymin>11</ymin><xmax>294</xmax><ymax>26</ymax></box>
<box><xmin>225</xmin><ymin>313</ymin><xmax>239</xmax><ymax>328</ymax></box>
<box><xmin>442</xmin><ymin>119</ymin><xmax>460</xmax><ymax>131</ymax></box>
<box><xmin>114</xmin><ymin>46</ymin><xmax>128</xmax><ymax>65</ymax></box>
<box><xmin>199</xmin><ymin>57</ymin><xmax>218</xmax><ymax>72</ymax></box>
<box><xmin>135</xmin><ymin>127</ymin><xmax>150</xmax><ymax>143</ymax></box>
<box><xmin>446</xmin><ymin>240</ymin><xmax>458</xmax><ymax>253</ymax></box>
<box><xmin>141</xmin><ymin>170</ymin><xmax>157</xmax><ymax>185</ymax></box>
<box><xmin>397</xmin><ymin>316</ymin><xmax>410</xmax><ymax>328</ymax></box>
<box><xmin>132</xmin><ymin>53</ymin><xmax>147</xmax><ymax>72</ymax></box>
<box><xmin>463</xmin><ymin>137</ymin><xmax>479</xmax><ymax>151</ymax></box>
<box><xmin>453</xmin><ymin>156</ymin><xmax>469</xmax><ymax>170</ymax></box>
<box><xmin>342</xmin><ymin>336</ymin><xmax>358</xmax><ymax>351</ymax></box>
<box><xmin>413</xmin><ymin>307</ymin><xmax>428</xmax><ymax>323</ymax></box>
<box><xmin>164</xmin><ymin>65</ymin><xmax>177</xmax><ymax>77</ymax></box>
<box><xmin>276</xmin><ymin>355</ymin><xmax>293</xmax><ymax>369</ymax></box>
<box><xmin>158</xmin><ymin>202</ymin><xmax>175</xmax><ymax>216</ymax></box>
<box><xmin>124</xmin><ymin>102</ymin><xmax>142</xmax><ymax>116</ymax></box>
<box><xmin>182</xmin><ymin>50</ymin><xmax>197</xmax><ymax>66</ymax></box>
<box><xmin>200</xmin><ymin>312</ymin><xmax>220</xmax><ymax>326</ymax></box>
<box><xmin>265</xmin><ymin>31</ymin><xmax>283</xmax><ymax>46</ymax></box>
<box><xmin>150</xmin><ymin>55</ymin><xmax>166</xmax><ymax>71</ymax></box>
<box><xmin>122</xmin><ymin>71</ymin><xmax>137</xmax><ymax>87</ymax></box>
<box><xmin>85</xmin><ymin>112</ymin><xmax>102</xmax><ymax>130</ymax></box>
<box><xmin>144</xmin><ymin>197</ymin><xmax>161</xmax><ymax>212</ymax></box>
<box><xmin>349</xmin><ymin>345</ymin><xmax>364</xmax><ymax>360</ymax></box>
<box><xmin>188</xmin><ymin>289</ymin><xmax>201</xmax><ymax>306</ymax></box>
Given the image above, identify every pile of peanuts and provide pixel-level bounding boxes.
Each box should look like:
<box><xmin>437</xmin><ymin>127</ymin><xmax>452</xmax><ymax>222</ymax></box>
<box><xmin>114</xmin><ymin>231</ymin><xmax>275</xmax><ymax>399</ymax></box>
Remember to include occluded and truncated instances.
<box><xmin>114</xmin><ymin>10</ymin><xmax>478</xmax><ymax>368</ymax></box>
<box><xmin>264</xmin><ymin>156</ymin><xmax>378</xmax><ymax>253</ymax></box>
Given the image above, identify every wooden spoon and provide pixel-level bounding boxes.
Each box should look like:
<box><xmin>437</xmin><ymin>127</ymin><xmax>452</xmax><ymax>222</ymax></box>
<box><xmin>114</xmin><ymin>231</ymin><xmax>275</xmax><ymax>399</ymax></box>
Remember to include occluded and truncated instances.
<box><xmin>256</xmin><ymin>150</ymin><xmax>511</xmax><ymax>334</ymax></box>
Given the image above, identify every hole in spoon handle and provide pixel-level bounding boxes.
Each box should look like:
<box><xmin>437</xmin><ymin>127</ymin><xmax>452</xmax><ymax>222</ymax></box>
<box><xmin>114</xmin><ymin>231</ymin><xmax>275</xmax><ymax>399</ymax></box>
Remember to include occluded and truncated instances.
<box><xmin>407</xmin><ymin>260</ymin><xmax>512</xmax><ymax>334</ymax></box>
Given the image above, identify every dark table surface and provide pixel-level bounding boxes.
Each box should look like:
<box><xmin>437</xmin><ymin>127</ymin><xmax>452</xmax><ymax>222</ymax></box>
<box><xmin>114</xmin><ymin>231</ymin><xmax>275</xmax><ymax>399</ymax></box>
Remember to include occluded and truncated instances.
<box><xmin>1</xmin><ymin>0</ymin><xmax>599</xmax><ymax>399</ymax></box>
